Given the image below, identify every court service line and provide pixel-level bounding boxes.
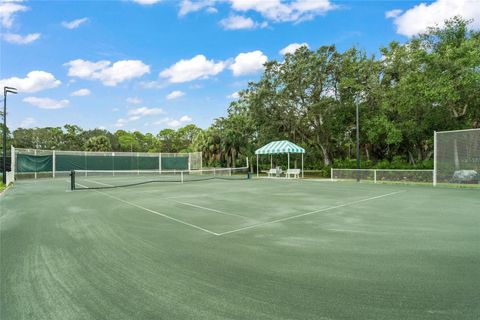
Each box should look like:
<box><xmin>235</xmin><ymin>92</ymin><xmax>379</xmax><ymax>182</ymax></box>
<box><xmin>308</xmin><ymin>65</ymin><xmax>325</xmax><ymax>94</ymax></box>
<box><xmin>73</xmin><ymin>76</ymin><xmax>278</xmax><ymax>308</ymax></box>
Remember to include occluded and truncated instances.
<box><xmin>73</xmin><ymin>182</ymin><xmax>221</xmax><ymax>236</ymax></box>
<box><xmin>170</xmin><ymin>200</ymin><xmax>248</xmax><ymax>219</ymax></box>
<box><xmin>217</xmin><ymin>190</ymin><xmax>406</xmax><ymax>236</ymax></box>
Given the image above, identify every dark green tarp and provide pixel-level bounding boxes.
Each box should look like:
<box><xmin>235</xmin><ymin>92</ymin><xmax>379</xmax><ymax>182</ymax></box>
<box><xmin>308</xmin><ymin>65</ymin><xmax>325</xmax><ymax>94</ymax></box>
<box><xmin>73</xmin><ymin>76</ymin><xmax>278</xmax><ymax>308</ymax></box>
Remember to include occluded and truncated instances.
<box><xmin>17</xmin><ymin>154</ymin><xmax>53</xmax><ymax>172</ymax></box>
<box><xmin>161</xmin><ymin>156</ymin><xmax>188</xmax><ymax>170</ymax></box>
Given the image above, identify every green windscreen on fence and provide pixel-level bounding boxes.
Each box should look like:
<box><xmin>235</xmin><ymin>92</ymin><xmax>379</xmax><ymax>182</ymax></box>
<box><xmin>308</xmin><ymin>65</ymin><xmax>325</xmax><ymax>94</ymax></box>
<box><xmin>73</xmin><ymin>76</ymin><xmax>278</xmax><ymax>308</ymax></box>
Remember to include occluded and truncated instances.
<box><xmin>17</xmin><ymin>154</ymin><xmax>53</xmax><ymax>172</ymax></box>
<box><xmin>55</xmin><ymin>154</ymin><xmax>86</xmax><ymax>171</ymax></box>
<box><xmin>161</xmin><ymin>156</ymin><xmax>188</xmax><ymax>170</ymax></box>
<box><xmin>14</xmin><ymin>150</ymin><xmax>195</xmax><ymax>174</ymax></box>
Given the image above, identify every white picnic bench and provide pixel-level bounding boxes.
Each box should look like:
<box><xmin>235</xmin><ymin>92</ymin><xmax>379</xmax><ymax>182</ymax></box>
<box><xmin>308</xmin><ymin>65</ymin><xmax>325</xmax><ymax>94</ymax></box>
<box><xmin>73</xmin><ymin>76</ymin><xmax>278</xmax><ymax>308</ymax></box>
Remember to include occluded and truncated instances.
<box><xmin>267</xmin><ymin>168</ymin><xmax>283</xmax><ymax>177</ymax></box>
<box><xmin>286</xmin><ymin>168</ymin><xmax>301</xmax><ymax>179</ymax></box>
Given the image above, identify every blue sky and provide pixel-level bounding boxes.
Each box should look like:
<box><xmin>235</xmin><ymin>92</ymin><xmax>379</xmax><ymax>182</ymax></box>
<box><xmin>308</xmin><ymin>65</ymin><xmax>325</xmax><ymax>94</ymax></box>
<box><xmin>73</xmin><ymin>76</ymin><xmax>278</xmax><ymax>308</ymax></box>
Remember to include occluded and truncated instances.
<box><xmin>1</xmin><ymin>0</ymin><xmax>479</xmax><ymax>133</ymax></box>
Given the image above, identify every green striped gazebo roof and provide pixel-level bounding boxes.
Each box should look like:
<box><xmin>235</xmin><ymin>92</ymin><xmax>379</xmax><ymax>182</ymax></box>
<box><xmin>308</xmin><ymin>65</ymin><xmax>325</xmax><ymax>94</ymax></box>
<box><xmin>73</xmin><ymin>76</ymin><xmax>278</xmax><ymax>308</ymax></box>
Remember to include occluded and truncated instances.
<box><xmin>255</xmin><ymin>140</ymin><xmax>305</xmax><ymax>155</ymax></box>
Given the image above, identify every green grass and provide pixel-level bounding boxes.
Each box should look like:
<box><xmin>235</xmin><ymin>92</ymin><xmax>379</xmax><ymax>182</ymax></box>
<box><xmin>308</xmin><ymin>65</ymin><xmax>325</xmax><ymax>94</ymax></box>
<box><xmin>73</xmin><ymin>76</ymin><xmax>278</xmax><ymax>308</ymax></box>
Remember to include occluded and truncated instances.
<box><xmin>0</xmin><ymin>182</ymin><xmax>5</xmax><ymax>193</ymax></box>
<box><xmin>1</xmin><ymin>178</ymin><xmax>479</xmax><ymax>319</ymax></box>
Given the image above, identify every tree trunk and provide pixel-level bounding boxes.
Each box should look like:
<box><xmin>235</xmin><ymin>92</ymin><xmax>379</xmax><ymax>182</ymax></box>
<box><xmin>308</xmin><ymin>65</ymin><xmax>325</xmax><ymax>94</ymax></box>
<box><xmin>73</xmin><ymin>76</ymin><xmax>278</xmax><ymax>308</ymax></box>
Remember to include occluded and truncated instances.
<box><xmin>320</xmin><ymin>144</ymin><xmax>331</xmax><ymax>166</ymax></box>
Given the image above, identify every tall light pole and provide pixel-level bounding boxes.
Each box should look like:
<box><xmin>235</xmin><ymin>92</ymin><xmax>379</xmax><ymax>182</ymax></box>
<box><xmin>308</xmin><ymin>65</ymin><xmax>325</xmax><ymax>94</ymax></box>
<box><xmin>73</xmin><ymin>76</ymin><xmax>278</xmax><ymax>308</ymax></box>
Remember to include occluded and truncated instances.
<box><xmin>3</xmin><ymin>86</ymin><xmax>17</xmax><ymax>184</ymax></box>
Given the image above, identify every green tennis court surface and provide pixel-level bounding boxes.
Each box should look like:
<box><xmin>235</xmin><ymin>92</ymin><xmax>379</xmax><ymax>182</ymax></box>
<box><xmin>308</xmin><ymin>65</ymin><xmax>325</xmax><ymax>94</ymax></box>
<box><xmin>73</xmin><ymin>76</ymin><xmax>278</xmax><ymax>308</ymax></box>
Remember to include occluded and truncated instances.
<box><xmin>1</xmin><ymin>178</ymin><xmax>479</xmax><ymax>319</ymax></box>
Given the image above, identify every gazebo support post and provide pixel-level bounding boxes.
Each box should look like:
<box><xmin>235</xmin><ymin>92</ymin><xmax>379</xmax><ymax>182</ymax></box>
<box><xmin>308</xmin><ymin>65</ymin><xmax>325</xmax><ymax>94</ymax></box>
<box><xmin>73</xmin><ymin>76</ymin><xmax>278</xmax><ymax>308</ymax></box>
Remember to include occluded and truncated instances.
<box><xmin>287</xmin><ymin>153</ymin><xmax>290</xmax><ymax>179</ymax></box>
<box><xmin>256</xmin><ymin>154</ymin><xmax>259</xmax><ymax>178</ymax></box>
<box><xmin>301</xmin><ymin>153</ymin><xmax>304</xmax><ymax>178</ymax></box>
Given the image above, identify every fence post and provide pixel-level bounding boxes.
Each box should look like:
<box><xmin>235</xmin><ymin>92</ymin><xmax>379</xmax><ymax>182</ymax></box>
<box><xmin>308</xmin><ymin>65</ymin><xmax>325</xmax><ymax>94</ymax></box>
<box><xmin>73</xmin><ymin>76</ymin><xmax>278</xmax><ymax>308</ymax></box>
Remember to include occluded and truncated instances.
<box><xmin>374</xmin><ymin>169</ymin><xmax>377</xmax><ymax>184</ymax></box>
<box><xmin>52</xmin><ymin>150</ymin><xmax>56</xmax><ymax>178</ymax></box>
<box><xmin>159</xmin><ymin>153</ymin><xmax>162</xmax><ymax>173</ymax></box>
<box><xmin>330</xmin><ymin>167</ymin><xmax>333</xmax><ymax>182</ymax></box>
<box><xmin>34</xmin><ymin>149</ymin><xmax>37</xmax><ymax>179</ymax></box>
<box><xmin>11</xmin><ymin>145</ymin><xmax>15</xmax><ymax>181</ymax></box>
<box><xmin>433</xmin><ymin>131</ymin><xmax>437</xmax><ymax>186</ymax></box>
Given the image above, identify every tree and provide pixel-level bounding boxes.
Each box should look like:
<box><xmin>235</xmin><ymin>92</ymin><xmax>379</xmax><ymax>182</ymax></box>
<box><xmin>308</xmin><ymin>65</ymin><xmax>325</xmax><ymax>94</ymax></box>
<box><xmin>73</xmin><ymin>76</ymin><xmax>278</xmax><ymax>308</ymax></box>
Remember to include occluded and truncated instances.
<box><xmin>115</xmin><ymin>130</ymin><xmax>141</xmax><ymax>152</ymax></box>
<box><xmin>84</xmin><ymin>135</ymin><xmax>112</xmax><ymax>152</ymax></box>
<box><xmin>157</xmin><ymin>129</ymin><xmax>178</xmax><ymax>152</ymax></box>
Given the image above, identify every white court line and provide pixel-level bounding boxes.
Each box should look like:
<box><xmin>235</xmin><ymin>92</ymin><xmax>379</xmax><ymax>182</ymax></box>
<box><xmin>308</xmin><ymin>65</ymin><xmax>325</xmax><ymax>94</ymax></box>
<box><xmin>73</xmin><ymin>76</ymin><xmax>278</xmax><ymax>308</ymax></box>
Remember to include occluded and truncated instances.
<box><xmin>73</xmin><ymin>181</ymin><xmax>220</xmax><ymax>236</ymax></box>
<box><xmin>170</xmin><ymin>200</ymin><xmax>248</xmax><ymax>219</ymax></box>
<box><xmin>83</xmin><ymin>179</ymin><xmax>114</xmax><ymax>187</ymax></box>
<box><xmin>217</xmin><ymin>190</ymin><xmax>406</xmax><ymax>236</ymax></box>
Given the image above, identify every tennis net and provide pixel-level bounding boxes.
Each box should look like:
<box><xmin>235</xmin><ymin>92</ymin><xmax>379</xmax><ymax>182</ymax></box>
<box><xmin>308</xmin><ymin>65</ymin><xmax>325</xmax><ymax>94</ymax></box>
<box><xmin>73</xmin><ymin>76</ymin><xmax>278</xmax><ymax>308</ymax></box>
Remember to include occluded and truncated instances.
<box><xmin>71</xmin><ymin>167</ymin><xmax>250</xmax><ymax>190</ymax></box>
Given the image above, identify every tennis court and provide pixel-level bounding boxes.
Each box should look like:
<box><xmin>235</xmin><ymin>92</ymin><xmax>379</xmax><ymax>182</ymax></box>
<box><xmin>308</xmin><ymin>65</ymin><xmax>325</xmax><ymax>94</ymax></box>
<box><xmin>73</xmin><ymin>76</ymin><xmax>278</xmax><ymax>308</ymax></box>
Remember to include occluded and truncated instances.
<box><xmin>1</xmin><ymin>177</ymin><xmax>479</xmax><ymax>319</ymax></box>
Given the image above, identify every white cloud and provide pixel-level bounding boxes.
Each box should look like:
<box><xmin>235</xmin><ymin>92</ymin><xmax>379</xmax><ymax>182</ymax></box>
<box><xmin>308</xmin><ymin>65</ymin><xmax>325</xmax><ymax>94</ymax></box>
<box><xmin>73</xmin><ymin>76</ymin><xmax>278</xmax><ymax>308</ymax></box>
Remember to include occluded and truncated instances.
<box><xmin>206</xmin><ymin>7</ymin><xmax>218</xmax><ymax>14</ymax></box>
<box><xmin>228</xmin><ymin>0</ymin><xmax>336</xmax><ymax>22</ymax></box>
<box><xmin>160</xmin><ymin>54</ymin><xmax>226</xmax><ymax>83</ymax></box>
<box><xmin>179</xmin><ymin>115</ymin><xmax>192</xmax><ymax>122</ymax></box>
<box><xmin>70</xmin><ymin>88</ymin><xmax>91</xmax><ymax>96</ymax></box>
<box><xmin>178</xmin><ymin>0</ymin><xmax>336</xmax><ymax>22</ymax></box>
<box><xmin>112</xmin><ymin>107</ymin><xmax>120</xmax><ymax>112</ymax></box>
<box><xmin>227</xmin><ymin>91</ymin><xmax>240</xmax><ymax>99</ymax></box>
<box><xmin>387</xmin><ymin>0</ymin><xmax>480</xmax><ymax>37</ymax></box>
<box><xmin>62</xmin><ymin>17</ymin><xmax>88</xmax><ymax>29</ymax></box>
<box><xmin>385</xmin><ymin>9</ymin><xmax>402</xmax><ymax>19</ymax></box>
<box><xmin>19</xmin><ymin>117</ymin><xmax>35</xmax><ymax>128</ymax></box>
<box><xmin>133</xmin><ymin>0</ymin><xmax>162</xmax><ymax>5</ymax></box>
<box><xmin>179</xmin><ymin>0</ymin><xmax>216</xmax><ymax>16</ymax></box>
<box><xmin>0</xmin><ymin>71</ymin><xmax>61</xmax><ymax>93</ymax></box>
<box><xmin>138</xmin><ymin>80</ymin><xmax>166</xmax><ymax>89</ymax></box>
<box><xmin>279</xmin><ymin>42</ymin><xmax>309</xmax><ymax>55</ymax></box>
<box><xmin>219</xmin><ymin>15</ymin><xmax>267</xmax><ymax>30</ymax></box>
<box><xmin>116</xmin><ymin>107</ymin><xmax>165</xmax><ymax>127</ymax></box>
<box><xmin>65</xmin><ymin>59</ymin><xmax>150</xmax><ymax>86</ymax></box>
<box><xmin>126</xmin><ymin>97</ymin><xmax>142</xmax><ymax>104</ymax></box>
<box><xmin>128</xmin><ymin>107</ymin><xmax>164</xmax><ymax>117</ymax></box>
<box><xmin>153</xmin><ymin>115</ymin><xmax>192</xmax><ymax>128</ymax></box>
<box><xmin>3</xmin><ymin>32</ymin><xmax>40</xmax><ymax>44</ymax></box>
<box><xmin>166</xmin><ymin>90</ymin><xmax>185</xmax><ymax>100</ymax></box>
<box><xmin>23</xmin><ymin>97</ymin><xmax>69</xmax><ymax>110</ymax></box>
<box><xmin>229</xmin><ymin>50</ymin><xmax>268</xmax><ymax>76</ymax></box>
<box><xmin>0</xmin><ymin>0</ymin><xmax>28</xmax><ymax>28</ymax></box>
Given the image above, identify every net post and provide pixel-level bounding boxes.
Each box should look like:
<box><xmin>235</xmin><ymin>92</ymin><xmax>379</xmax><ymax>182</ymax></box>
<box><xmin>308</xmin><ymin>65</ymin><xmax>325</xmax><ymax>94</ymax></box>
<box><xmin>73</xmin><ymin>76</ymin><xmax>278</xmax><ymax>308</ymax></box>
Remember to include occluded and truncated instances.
<box><xmin>70</xmin><ymin>170</ymin><xmax>75</xmax><ymax>190</ymax></box>
<box><xmin>181</xmin><ymin>171</ymin><xmax>184</xmax><ymax>183</ymax></box>
<box><xmin>213</xmin><ymin>168</ymin><xmax>216</xmax><ymax>176</ymax></box>
<box><xmin>433</xmin><ymin>131</ymin><xmax>437</xmax><ymax>186</ymax></box>
<box><xmin>188</xmin><ymin>153</ymin><xmax>191</xmax><ymax>171</ymax></box>
<box><xmin>374</xmin><ymin>169</ymin><xmax>377</xmax><ymax>184</ymax></box>
<box><xmin>52</xmin><ymin>150</ymin><xmax>56</xmax><ymax>178</ymax></box>
<box><xmin>330</xmin><ymin>167</ymin><xmax>333</xmax><ymax>182</ymax></box>
<box><xmin>112</xmin><ymin>152</ymin><xmax>115</xmax><ymax>176</ymax></box>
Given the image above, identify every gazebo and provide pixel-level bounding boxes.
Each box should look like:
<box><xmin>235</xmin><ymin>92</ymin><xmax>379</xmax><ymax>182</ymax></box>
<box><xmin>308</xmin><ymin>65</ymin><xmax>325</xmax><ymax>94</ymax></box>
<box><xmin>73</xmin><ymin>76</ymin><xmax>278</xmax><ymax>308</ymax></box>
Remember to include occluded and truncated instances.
<box><xmin>255</xmin><ymin>140</ymin><xmax>305</xmax><ymax>178</ymax></box>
